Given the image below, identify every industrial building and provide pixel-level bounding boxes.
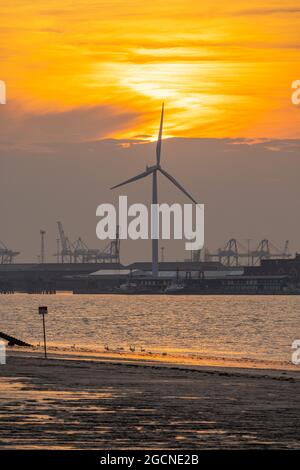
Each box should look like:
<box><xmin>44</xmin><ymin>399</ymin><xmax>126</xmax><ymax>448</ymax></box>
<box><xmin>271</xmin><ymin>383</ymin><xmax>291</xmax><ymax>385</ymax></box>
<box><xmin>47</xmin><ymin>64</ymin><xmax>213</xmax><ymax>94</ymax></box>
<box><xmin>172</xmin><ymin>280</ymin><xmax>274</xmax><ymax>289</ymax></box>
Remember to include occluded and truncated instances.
<box><xmin>245</xmin><ymin>254</ymin><xmax>300</xmax><ymax>281</ymax></box>
<box><xmin>0</xmin><ymin>218</ymin><xmax>298</xmax><ymax>294</ymax></box>
<box><xmin>0</xmin><ymin>260</ymin><xmax>236</xmax><ymax>294</ymax></box>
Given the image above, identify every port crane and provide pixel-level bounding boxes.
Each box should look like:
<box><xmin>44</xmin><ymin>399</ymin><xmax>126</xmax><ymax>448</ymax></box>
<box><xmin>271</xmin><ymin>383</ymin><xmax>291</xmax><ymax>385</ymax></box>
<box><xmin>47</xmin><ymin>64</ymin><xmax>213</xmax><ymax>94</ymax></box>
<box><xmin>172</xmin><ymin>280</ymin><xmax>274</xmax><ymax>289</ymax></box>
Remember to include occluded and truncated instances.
<box><xmin>56</xmin><ymin>222</ymin><xmax>74</xmax><ymax>263</ymax></box>
<box><xmin>205</xmin><ymin>238</ymin><xmax>291</xmax><ymax>266</ymax></box>
<box><xmin>0</xmin><ymin>240</ymin><xmax>19</xmax><ymax>264</ymax></box>
<box><xmin>55</xmin><ymin>222</ymin><xmax>120</xmax><ymax>263</ymax></box>
<box><xmin>250</xmin><ymin>239</ymin><xmax>291</xmax><ymax>265</ymax></box>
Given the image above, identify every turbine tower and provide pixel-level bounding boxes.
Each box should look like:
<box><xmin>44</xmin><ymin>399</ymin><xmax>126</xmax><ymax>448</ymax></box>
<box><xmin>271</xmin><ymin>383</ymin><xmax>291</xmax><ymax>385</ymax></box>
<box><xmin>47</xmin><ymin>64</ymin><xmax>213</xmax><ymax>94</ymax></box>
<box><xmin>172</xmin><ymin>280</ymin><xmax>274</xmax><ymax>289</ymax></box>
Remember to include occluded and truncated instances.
<box><xmin>111</xmin><ymin>104</ymin><xmax>197</xmax><ymax>276</ymax></box>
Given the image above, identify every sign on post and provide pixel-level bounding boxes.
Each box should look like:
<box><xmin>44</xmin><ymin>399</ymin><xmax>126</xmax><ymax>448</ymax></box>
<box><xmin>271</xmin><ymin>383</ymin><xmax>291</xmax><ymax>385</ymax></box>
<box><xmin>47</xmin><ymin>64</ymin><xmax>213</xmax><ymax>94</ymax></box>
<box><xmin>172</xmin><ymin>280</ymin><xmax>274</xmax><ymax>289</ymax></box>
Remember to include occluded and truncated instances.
<box><xmin>38</xmin><ymin>306</ymin><xmax>48</xmax><ymax>359</ymax></box>
<box><xmin>39</xmin><ymin>306</ymin><xmax>48</xmax><ymax>315</ymax></box>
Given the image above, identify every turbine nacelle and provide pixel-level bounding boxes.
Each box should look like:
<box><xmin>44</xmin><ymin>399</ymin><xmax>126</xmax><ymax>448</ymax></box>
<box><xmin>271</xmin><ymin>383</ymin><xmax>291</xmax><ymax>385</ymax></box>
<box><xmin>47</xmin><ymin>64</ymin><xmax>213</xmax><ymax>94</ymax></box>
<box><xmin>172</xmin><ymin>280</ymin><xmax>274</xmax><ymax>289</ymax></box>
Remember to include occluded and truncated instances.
<box><xmin>146</xmin><ymin>164</ymin><xmax>160</xmax><ymax>172</ymax></box>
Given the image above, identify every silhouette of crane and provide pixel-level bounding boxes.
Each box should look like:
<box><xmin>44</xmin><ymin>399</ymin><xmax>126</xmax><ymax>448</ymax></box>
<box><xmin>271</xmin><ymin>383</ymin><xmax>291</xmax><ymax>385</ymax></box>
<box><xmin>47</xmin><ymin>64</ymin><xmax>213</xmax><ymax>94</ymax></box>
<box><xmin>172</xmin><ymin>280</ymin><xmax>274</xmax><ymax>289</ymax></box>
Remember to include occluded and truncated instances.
<box><xmin>0</xmin><ymin>240</ymin><xmax>19</xmax><ymax>264</ymax></box>
<box><xmin>56</xmin><ymin>221</ymin><xmax>74</xmax><ymax>263</ymax></box>
<box><xmin>205</xmin><ymin>238</ymin><xmax>291</xmax><ymax>266</ymax></box>
<box><xmin>55</xmin><ymin>221</ymin><xmax>120</xmax><ymax>263</ymax></box>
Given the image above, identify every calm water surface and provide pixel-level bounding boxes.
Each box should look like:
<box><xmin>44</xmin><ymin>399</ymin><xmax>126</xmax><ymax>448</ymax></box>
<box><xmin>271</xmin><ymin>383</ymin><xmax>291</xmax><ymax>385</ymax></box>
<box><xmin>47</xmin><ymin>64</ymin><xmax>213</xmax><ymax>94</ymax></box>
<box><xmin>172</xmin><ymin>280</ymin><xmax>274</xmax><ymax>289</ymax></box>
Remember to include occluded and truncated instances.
<box><xmin>0</xmin><ymin>293</ymin><xmax>299</xmax><ymax>366</ymax></box>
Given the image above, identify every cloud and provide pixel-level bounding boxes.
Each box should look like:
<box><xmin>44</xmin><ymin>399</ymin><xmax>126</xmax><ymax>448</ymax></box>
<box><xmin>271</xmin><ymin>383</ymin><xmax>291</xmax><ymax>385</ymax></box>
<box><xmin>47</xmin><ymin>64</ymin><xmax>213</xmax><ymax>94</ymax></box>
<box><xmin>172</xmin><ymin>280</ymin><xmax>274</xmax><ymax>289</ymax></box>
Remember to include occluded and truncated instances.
<box><xmin>233</xmin><ymin>7</ymin><xmax>300</xmax><ymax>16</ymax></box>
<box><xmin>0</xmin><ymin>103</ymin><xmax>139</xmax><ymax>150</ymax></box>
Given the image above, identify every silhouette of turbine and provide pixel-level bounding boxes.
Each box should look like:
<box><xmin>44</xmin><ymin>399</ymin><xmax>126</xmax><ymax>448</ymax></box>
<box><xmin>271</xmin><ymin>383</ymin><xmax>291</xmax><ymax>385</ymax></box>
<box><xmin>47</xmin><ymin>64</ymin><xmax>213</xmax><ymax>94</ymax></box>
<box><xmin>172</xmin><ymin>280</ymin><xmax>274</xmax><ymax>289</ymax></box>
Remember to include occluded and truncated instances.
<box><xmin>111</xmin><ymin>104</ymin><xmax>197</xmax><ymax>276</ymax></box>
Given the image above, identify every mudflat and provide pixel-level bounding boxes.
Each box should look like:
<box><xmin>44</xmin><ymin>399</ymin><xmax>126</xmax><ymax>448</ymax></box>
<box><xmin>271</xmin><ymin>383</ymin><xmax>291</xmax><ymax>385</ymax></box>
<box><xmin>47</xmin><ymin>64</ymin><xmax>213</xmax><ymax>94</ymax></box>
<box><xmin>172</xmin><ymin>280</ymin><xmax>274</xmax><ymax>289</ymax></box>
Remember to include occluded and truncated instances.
<box><xmin>0</xmin><ymin>352</ymin><xmax>300</xmax><ymax>449</ymax></box>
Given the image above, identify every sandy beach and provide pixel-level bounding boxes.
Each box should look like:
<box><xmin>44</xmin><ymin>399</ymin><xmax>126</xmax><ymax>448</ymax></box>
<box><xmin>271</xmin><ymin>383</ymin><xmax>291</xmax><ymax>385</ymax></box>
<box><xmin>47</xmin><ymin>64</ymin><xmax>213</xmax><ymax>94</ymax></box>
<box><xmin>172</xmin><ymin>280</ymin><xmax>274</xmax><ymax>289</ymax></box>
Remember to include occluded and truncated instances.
<box><xmin>0</xmin><ymin>350</ymin><xmax>300</xmax><ymax>449</ymax></box>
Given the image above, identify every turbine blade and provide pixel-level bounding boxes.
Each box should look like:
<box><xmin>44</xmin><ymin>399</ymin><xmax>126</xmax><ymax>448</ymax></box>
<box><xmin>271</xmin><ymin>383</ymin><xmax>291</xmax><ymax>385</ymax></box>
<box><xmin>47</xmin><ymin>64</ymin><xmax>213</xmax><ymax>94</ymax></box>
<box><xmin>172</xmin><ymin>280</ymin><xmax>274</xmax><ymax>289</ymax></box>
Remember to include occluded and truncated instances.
<box><xmin>156</xmin><ymin>103</ymin><xmax>164</xmax><ymax>165</ymax></box>
<box><xmin>159</xmin><ymin>168</ymin><xmax>197</xmax><ymax>204</ymax></box>
<box><xmin>111</xmin><ymin>169</ymin><xmax>152</xmax><ymax>189</ymax></box>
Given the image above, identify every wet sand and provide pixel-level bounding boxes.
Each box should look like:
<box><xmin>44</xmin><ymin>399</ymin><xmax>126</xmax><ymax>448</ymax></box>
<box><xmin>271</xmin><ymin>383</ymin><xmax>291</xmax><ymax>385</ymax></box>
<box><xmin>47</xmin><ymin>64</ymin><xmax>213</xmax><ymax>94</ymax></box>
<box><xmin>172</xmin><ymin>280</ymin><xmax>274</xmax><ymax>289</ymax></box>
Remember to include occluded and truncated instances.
<box><xmin>1</xmin><ymin>351</ymin><xmax>300</xmax><ymax>449</ymax></box>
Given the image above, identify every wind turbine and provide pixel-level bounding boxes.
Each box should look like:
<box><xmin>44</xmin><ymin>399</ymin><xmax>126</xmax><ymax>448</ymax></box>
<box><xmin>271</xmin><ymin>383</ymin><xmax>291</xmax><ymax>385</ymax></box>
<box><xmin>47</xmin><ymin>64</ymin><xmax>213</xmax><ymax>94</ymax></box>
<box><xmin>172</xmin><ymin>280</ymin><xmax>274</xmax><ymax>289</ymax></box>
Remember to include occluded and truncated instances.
<box><xmin>111</xmin><ymin>104</ymin><xmax>197</xmax><ymax>276</ymax></box>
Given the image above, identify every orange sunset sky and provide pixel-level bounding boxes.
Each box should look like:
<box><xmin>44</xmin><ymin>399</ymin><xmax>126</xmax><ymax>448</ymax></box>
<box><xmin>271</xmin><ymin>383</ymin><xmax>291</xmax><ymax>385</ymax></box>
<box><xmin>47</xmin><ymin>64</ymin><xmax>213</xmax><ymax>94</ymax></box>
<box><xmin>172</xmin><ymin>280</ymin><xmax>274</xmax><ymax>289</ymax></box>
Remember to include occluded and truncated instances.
<box><xmin>1</xmin><ymin>0</ymin><xmax>300</xmax><ymax>141</ymax></box>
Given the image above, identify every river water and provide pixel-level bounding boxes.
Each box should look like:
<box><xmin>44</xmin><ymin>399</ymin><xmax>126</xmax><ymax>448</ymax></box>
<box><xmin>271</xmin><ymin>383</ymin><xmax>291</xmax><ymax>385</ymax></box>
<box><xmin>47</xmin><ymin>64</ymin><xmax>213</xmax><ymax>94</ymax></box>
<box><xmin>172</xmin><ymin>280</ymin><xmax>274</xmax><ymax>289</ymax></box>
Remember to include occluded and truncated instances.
<box><xmin>0</xmin><ymin>293</ymin><xmax>299</xmax><ymax>368</ymax></box>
